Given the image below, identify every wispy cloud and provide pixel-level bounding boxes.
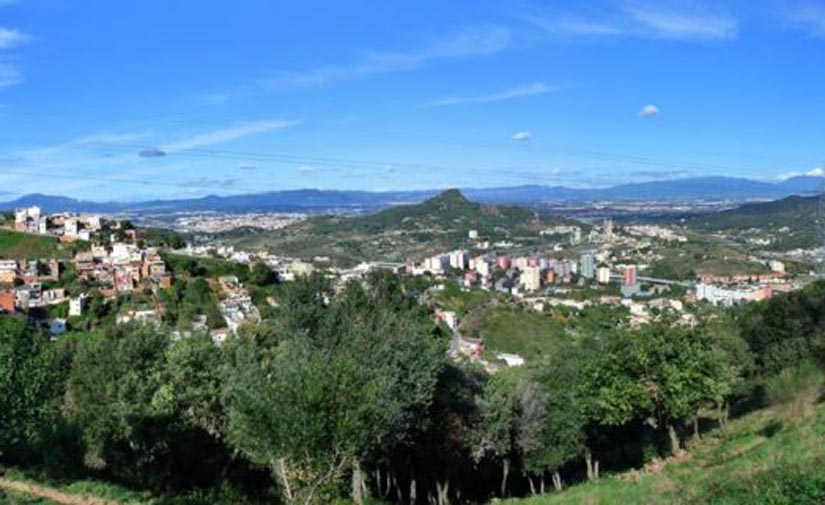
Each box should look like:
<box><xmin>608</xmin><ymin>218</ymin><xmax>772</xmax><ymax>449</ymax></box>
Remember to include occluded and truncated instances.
<box><xmin>0</xmin><ymin>27</ymin><xmax>28</xmax><ymax>49</ymax></box>
<box><xmin>177</xmin><ymin>176</ymin><xmax>239</xmax><ymax>189</ymax></box>
<box><xmin>519</xmin><ymin>2</ymin><xmax>738</xmax><ymax>41</ymax></box>
<box><xmin>161</xmin><ymin>119</ymin><xmax>294</xmax><ymax>152</ymax></box>
<box><xmin>433</xmin><ymin>82</ymin><xmax>556</xmax><ymax>106</ymax></box>
<box><xmin>631</xmin><ymin>169</ymin><xmax>690</xmax><ymax>177</ymax></box>
<box><xmin>624</xmin><ymin>3</ymin><xmax>738</xmax><ymax>39</ymax></box>
<box><xmin>782</xmin><ymin>3</ymin><xmax>825</xmax><ymax>37</ymax></box>
<box><xmin>75</xmin><ymin>132</ymin><xmax>150</xmax><ymax>145</ymax></box>
<box><xmin>200</xmin><ymin>25</ymin><xmax>510</xmax><ymax>103</ymax></box>
<box><xmin>250</xmin><ymin>25</ymin><xmax>510</xmax><ymax>92</ymax></box>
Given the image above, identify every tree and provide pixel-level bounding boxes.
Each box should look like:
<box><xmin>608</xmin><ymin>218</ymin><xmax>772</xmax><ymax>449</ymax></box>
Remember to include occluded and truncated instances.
<box><xmin>0</xmin><ymin>317</ymin><xmax>63</xmax><ymax>464</ymax></box>
<box><xmin>248</xmin><ymin>262</ymin><xmax>278</xmax><ymax>287</ymax></box>
<box><xmin>223</xmin><ymin>274</ymin><xmax>446</xmax><ymax>504</ymax></box>
<box><xmin>583</xmin><ymin>322</ymin><xmax>744</xmax><ymax>458</ymax></box>
<box><xmin>67</xmin><ymin>324</ymin><xmax>229</xmax><ymax>491</ymax></box>
<box><xmin>471</xmin><ymin>370</ymin><xmax>520</xmax><ymax>498</ymax></box>
<box><xmin>527</xmin><ymin>350</ymin><xmax>588</xmax><ymax>492</ymax></box>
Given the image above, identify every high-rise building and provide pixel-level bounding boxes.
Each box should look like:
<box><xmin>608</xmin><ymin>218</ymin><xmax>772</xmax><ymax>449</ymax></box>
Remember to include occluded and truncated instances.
<box><xmin>449</xmin><ymin>250</ymin><xmax>468</xmax><ymax>270</ymax></box>
<box><xmin>623</xmin><ymin>265</ymin><xmax>638</xmax><ymax>286</ymax></box>
<box><xmin>580</xmin><ymin>253</ymin><xmax>595</xmax><ymax>279</ymax></box>
<box><xmin>520</xmin><ymin>266</ymin><xmax>542</xmax><ymax>291</ymax></box>
<box><xmin>603</xmin><ymin>218</ymin><xmax>614</xmax><ymax>243</ymax></box>
<box><xmin>597</xmin><ymin>266</ymin><xmax>611</xmax><ymax>284</ymax></box>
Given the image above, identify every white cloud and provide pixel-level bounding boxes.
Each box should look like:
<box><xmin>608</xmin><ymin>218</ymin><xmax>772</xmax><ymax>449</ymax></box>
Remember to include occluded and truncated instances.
<box><xmin>0</xmin><ymin>27</ymin><xmax>29</xmax><ymax>49</ymax></box>
<box><xmin>777</xmin><ymin>167</ymin><xmax>825</xmax><ymax>180</ymax></box>
<box><xmin>161</xmin><ymin>119</ymin><xmax>294</xmax><ymax>152</ymax></box>
<box><xmin>519</xmin><ymin>2</ymin><xmax>737</xmax><ymax>41</ymax></box>
<box><xmin>262</xmin><ymin>25</ymin><xmax>510</xmax><ymax>90</ymax></box>
<box><xmin>298</xmin><ymin>165</ymin><xmax>316</xmax><ymax>174</ymax></box>
<box><xmin>511</xmin><ymin>131</ymin><xmax>533</xmax><ymax>142</ymax></box>
<box><xmin>434</xmin><ymin>82</ymin><xmax>556</xmax><ymax>106</ymax></box>
<box><xmin>624</xmin><ymin>4</ymin><xmax>738</xmax><ymax>40</ymax></box>
<box><xmin>639</xmin><ymin>104</ymin><xmax>660</xmax><ymax>117</ymax></box>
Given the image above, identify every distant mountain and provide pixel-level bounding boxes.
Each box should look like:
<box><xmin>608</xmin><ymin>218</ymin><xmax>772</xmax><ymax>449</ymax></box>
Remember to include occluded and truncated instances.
<box><xmin>593</xmin><ymin>176</ymin><xmax>791</xmax><ymax>201</ymax></box>
<box><xmin>776</xmin><ymin>175</ymin><xmax>824</xmax><ymax>194</ymax></box>
<box><xmin>2</xmin><ymin>176</ymin><xmax>823</xmax><ymax>215</ymax></box>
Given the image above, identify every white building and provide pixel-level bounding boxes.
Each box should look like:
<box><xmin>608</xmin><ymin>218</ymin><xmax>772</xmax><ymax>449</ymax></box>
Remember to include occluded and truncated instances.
<box><xmin>69</xmin><ymin>296</ymin><xmax>87</xmax><ymax>317</ymax></box>
<box><xmin>520</xmin><ymin>266</ymin><xmax>542</xmax><ymax>292</ymax></box>
<box><xmin>471</xmin><ymin>256</ymin><xmax>490</xmax><ymax>277</ymax></box>
<box><xmin>64</xmin><ymin>218</ymin><xmax>79</xmax><ymax>237</ymax></box>
<box><xmin>496</xmin><ymin>353</ymin><xmax>525</xmax><ymax>367</ymax></box>
<box><xmin>449</xmin><ymin>250</ymin><xmax>468</xmax><ymax>270</ymax></box>
<box><xmin>597</xmin><ymin>266</ymin><xmax>612</xmax><ymax>284</ymax></box>
<box><xmin>768</xmin><ymin>260</ymin><xmax>785</xmax><ymax>274</ymax></box>
<box><xmin>696</xmin><ymin>283</ymin><xmax>772</xmax><ymax>307</ymax></box>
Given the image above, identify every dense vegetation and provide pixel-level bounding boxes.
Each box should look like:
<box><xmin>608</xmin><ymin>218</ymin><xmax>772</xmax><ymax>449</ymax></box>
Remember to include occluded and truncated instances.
<box><xmin>2</xmin><ymin>274</ymin><xmax>825</xmax><ymax>504</ymax></box>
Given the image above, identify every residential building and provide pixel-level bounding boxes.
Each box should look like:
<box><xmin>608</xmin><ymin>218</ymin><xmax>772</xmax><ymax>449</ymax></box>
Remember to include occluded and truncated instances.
<box><xmin>623</xmin><ymin>265</ymin><xmax>638</xmax><ymax>286</ymax></box>
<box><xmin>597</xmin><ymin>266</ymin><xmax>611</xmax><ymax>284</ymax></box>
<box><xmin>580</xmin><ymin>253</ymin><xmax>595</xmax><ymax>279</ymax></box>
<box><xmin>696</xmin><ymin>283</ymin><xmax>773</xmax><ymax>307</ymax></box>
<box><xmin>520</xmin><ymin>266</ymin><xmax>542</xmax><ymax>292</ymax></box>
<box><xmin>449</xmin><ymin>250</ymin><xmax>468</xmax><ymax>270</ymax></box>
<box><xmin>69</xmin><ymin>295</ymin><xmax>87</xmax><ymax>317</ymax></box>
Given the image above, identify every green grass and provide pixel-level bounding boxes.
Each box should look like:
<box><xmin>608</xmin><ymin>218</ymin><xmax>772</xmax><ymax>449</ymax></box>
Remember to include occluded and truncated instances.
<box><xmin>0</xmin><ymin>230</ymin><xmax>68</xmax><ymax>260</ymax></box>
<box><xmin>475</xmin><ymin>305</ymin><xmax>568</xmax><ymax>360</ymax></box>
<box><xmin>0</xmin><ymin>492</ymin><xmax>56</xmax><ymax>504</ymax></box>
<box><xmin>1</xmin><ymin>468</ymin><xmax>270</xmax><ymax>505</ymax></box>
<box><xmin>503</xmin><ymin>403</ymin><xmax>825</xmax><ymax>505</ymax></box>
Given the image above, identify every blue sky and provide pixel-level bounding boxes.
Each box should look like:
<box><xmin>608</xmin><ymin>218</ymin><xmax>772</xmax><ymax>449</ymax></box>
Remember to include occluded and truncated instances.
<box><xmin>1</xmin><ymin>0</ymin><xmax>825</xmax><ymax>201</ymax></box>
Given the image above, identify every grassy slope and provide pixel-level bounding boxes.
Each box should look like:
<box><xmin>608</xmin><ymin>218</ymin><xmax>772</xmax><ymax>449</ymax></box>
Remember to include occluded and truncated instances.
<box><xmin>0</xmin><ymin>230</ymin><xmax>69</xmax><ymax>260</ymax></box>
<box><xmin>645</xmin><ymin>236</ymin><xmax>768</xmax><ymax>280</ymax></box>
<box><xmin>475</xmin><ymin>306</ymin><xmax>568</xmax><ymax>359</ymax></box>
<box><xmin>505</xmin><ymin>403</ymin><xmax>825</xmax><ymax>505</ymax></box>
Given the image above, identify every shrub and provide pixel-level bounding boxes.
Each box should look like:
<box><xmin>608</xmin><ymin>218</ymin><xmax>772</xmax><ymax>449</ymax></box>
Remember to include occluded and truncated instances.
<box><xmin>765</xmin><ymin>361</ymin><xmax>824</xmax><ymax>422</ymax></box>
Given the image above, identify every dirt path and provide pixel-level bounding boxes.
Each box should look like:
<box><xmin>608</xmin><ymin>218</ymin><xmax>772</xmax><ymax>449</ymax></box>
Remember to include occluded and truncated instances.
<box><xmin>0</xmin><ymin>477</ymin><xmax>120</xmax><ymax>505</ymax></box>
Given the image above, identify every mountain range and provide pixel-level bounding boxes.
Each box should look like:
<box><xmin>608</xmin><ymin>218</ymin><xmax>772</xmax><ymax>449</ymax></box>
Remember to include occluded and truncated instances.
<box><xmin>2</xmin><ymin>175</ymin><xmax>822</xmax><ymax>215</ymax></box>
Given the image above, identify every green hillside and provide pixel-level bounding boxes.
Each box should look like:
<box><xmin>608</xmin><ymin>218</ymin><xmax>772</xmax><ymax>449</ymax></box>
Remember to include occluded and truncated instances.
<box><xmin>685</xmin><ymin>195</ymin><xmax>817</xmax><ymax>250</ymax></box>
<box><xmin>505</xmin><ymin>402</ymin><xmax>825</xmax><ymax>505</ymax></box>
<box><xmin>0</xmin><ymin>230</ymin><xmax>69</xmax><ymax>260</ymax></box>
<box><xmin>230</xmin><ymin>189</ymin><xmax>582</xmax><ymax>266</ymax></box>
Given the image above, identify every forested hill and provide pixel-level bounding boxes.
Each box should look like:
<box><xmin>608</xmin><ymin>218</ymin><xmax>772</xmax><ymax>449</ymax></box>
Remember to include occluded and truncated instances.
<box><xmin>688</xmin><ymin>195</ymin><xmax>817</xmax><ymax>231</ymax></box>
<box><xmin>228</xmin><ymin>189</ymin><xmax>581</xmax><ymax>265</ymax></box>
<box><xmin>683</xmin><ymin>195</ymin><xmax>818</xmax><ymax>250</ymax></box>
<box><xmin>324</xmin><ymin>189</ymin><xmax>541</xmax><ymax>234</ymax></box>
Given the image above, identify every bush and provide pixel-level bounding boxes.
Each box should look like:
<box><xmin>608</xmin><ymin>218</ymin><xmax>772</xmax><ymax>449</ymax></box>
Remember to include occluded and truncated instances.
<box><xmin>765</xmin><ymin>361</ymin><xmax>824</xmax><ymax>422</ymax></box>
